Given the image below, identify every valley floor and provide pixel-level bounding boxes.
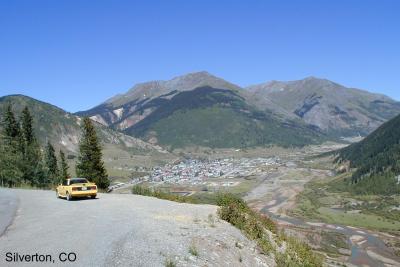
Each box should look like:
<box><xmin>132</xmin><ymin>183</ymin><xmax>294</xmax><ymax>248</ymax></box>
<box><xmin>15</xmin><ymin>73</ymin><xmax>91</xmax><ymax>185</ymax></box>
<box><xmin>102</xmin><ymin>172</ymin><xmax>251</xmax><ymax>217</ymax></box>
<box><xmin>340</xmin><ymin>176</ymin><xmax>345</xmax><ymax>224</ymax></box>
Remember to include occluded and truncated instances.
<box><xmin>242</xmin><ymin>145</ymin><xmax>400</xmax><ymax>267</ymax></box>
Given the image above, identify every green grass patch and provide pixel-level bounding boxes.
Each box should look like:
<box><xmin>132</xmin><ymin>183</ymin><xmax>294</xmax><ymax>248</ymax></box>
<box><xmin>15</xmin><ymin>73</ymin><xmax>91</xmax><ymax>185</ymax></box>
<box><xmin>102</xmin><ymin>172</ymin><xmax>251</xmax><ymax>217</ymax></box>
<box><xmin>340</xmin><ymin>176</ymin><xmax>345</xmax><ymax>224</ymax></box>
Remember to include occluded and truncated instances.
<box><xmin>291</xmin><ymin>173</ymin><xmax>400</xmax><ymax>231</ymax></box>
<box><xmin>318</xmin><ymin>207</ymin><xmax>400</xmax><ymax>231</ymax></box>
<box><xmin>164</xmin><ymin>258</ymin><xmax>176</xmax><ymax>267</ymax></box>
<box><xmin>188</xmin><ymin>244</ymin><xmax>199</xmax><ymax>257</ymax></box>
<box><xmin>132</xmin><ymin>185</ymin><xmax>197</xmax><ymax>203</ymax></box>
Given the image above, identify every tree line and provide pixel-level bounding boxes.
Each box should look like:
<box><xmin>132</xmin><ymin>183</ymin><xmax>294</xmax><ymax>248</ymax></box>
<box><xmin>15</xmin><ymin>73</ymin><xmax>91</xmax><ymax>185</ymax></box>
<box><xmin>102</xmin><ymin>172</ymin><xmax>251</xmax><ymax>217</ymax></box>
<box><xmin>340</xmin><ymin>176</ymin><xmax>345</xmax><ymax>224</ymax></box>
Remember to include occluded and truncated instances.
<box><xmin>0</xmin><ymin>105</ymin><xmax>109</xmax><ymax>189</ymax></box>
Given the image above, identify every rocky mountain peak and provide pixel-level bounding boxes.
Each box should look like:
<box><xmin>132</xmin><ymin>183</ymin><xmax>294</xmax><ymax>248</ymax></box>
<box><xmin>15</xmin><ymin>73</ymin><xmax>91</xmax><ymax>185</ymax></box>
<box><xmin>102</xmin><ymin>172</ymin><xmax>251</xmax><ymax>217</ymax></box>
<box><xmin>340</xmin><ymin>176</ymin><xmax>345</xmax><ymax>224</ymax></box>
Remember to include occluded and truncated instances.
<box><xmin>103</xmin><ymin>71</ymin><xmax>242</xmax><ymax>108</ymax></box>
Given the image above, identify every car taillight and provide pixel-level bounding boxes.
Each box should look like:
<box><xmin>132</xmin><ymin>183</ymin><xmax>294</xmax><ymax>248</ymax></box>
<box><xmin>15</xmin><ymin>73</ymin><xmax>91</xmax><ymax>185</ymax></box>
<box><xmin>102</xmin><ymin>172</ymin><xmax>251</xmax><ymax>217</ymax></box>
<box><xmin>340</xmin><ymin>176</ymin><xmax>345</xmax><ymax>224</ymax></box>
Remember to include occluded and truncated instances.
<box><xmin>92</xmin><ymin>186</ymin><xmax>97</xmax><ymax>190</ymax></box>
<box><xmin>72</xmin><ymin>187</ymin><xmax>79</xmax><ymax>191</ymax></box>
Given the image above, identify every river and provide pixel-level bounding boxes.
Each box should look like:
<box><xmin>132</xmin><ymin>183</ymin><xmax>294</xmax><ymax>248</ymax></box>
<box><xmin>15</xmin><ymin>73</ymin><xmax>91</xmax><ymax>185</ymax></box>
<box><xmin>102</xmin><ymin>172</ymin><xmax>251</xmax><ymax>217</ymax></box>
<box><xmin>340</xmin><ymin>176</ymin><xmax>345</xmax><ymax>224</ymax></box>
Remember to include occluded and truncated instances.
<box><xmin>260</xmin><ymin>192</ymin><xmax>400</xmax><ymax>266</ymax></box>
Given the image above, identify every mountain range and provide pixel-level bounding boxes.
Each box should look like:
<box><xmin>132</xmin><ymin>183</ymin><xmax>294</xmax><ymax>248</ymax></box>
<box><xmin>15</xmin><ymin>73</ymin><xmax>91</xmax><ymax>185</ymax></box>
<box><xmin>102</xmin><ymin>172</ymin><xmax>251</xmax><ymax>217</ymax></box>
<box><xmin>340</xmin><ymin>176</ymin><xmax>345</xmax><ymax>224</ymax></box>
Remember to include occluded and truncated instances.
<box><xmin>2</xmin><ymin>71</ymin><xmax>399</xmax><ymax>153</ymax></box>
<box><xmin>78</xmin><ymin>71</ymin><xmax>400</xmax><ymax>147</ymax></box>
<box><xmin>247</xmin><ymin>77</ymin><xmax>400</xmax><ymax>137</ymax></box>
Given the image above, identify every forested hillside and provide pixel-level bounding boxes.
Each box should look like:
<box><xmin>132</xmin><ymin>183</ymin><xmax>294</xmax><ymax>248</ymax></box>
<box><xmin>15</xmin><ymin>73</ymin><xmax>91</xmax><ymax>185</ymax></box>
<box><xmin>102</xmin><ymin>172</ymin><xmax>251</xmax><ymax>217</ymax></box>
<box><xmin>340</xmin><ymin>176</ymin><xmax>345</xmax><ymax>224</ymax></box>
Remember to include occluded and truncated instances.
<box><xmin>336</xmin><ymin>114</ymin><xmax>400</xmax><ymax>194</ymax></box>
<box><xmin>0</xmin><ymin>95</ymin><xmax>162</xmax><ymax>154</ymax></box>
<box><xmin>0</xmin><ymin>105</ymin><xmax>109</xmax><ymax>189</ymax></box>
<box><xmin>125</xmin><ymin>86</ymin><xmax>325</xmax><ymax>148</ymax></box>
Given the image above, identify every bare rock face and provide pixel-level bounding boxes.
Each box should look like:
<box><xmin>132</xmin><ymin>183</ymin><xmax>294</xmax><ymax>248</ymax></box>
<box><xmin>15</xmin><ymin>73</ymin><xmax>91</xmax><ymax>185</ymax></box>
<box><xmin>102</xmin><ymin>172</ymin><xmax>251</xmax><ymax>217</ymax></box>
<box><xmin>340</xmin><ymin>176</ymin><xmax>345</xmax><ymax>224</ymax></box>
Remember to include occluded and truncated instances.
<box><xmin>336</xmin><ymin>161</ymin><xmax>350</xmax><ymax>174</ymax></box>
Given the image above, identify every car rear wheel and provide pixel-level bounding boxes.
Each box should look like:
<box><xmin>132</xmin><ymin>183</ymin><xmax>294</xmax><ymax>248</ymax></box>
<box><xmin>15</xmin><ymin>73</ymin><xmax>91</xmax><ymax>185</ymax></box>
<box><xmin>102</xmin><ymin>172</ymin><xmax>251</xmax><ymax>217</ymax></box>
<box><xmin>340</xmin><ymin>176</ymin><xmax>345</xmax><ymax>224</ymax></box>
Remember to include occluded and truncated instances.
<box><xmin>91</xmin><ymin>195</ymin><xmax>97</xmax><ymax>199</ymax></box>
<box><xmin>66</xmin><ymin>192</ymin><xmax>72</xmax><ymax>201</ymax></box>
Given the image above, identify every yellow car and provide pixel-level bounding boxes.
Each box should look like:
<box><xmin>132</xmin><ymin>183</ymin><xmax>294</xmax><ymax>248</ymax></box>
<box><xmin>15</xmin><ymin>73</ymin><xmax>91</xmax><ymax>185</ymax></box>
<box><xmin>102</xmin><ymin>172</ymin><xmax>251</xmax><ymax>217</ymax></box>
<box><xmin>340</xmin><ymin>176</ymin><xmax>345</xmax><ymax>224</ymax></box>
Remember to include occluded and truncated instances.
<box><xmin>56</xmin><ymin>178</ymin><xmax>97</xmax><ymax>201</ymax></box>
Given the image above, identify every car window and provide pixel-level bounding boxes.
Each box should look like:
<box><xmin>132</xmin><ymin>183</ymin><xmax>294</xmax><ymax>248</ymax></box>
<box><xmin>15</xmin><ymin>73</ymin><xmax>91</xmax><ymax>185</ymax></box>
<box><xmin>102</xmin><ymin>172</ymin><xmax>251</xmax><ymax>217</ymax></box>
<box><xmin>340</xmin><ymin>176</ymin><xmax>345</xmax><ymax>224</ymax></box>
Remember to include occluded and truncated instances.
<box><xmin>69</xmin><ymin>178</ymin><xmax>89</xmax><ymax>185</ymax></box>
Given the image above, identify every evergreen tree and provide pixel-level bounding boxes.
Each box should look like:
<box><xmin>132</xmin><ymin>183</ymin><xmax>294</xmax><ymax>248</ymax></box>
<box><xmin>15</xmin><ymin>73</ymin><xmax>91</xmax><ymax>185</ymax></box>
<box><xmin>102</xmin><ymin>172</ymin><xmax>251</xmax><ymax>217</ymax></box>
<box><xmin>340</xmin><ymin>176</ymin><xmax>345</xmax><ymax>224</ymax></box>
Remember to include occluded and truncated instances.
<box><xmin>76</xmin><ymin>117</ymin><xmax>109</xmax><ymax>189</ymax></box>
<box><xmin>0</xmin><ymin>105</ymin><xmax>23</xmax><ymax>186</ymax></box>
<box><xmin>58</xmin><ymin>150</ymin><xmax>69</xmax><ymax>182</ymax></box>
<box><xmin>19</xmin><ymin>107</ymin><xmax>44</xmax><ymax>186</ymax></box>
<box><xmin>0</xmin><ymin>133</ymin><xmax>23</xmax><ymax>187</ymax></box>
<box><xmin>34</xmin><ymin>160</ymin><xmax>48</xmax><ymax>188</ymax></box>
<box><xmin>21</xmin><ymin>106</ymin><xmax>35</xmax><ymax>145</ymax></box>
<box><xmin>45</xmin><ymin>141</ymin><xmax>59</xmax><ymax>184</ymax></box>
<box><xmin>3</xmin><ymin>104</ymin><xmax>21</xmax><ymax>141</ymax></box>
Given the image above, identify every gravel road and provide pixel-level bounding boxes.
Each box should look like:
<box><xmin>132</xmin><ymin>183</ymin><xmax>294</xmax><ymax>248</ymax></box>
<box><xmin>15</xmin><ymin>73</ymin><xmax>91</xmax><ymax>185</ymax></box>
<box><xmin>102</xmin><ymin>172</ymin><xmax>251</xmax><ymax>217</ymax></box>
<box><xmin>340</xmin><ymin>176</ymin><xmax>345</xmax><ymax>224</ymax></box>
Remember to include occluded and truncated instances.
<box><xmin>0</xmin><ymin>188</ymin><xmax>273</xmax><ymax>267</ymax></box>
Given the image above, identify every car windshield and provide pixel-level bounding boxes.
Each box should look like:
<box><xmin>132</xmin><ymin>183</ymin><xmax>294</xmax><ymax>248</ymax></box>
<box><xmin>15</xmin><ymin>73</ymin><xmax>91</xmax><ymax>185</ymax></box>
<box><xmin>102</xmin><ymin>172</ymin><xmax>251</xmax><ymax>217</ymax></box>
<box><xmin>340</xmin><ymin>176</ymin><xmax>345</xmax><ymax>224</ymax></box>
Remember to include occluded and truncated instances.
<box><xmin>69</xmin><ymin>178</ymin><xmax>89</xmax><ymax>185</ymax></box>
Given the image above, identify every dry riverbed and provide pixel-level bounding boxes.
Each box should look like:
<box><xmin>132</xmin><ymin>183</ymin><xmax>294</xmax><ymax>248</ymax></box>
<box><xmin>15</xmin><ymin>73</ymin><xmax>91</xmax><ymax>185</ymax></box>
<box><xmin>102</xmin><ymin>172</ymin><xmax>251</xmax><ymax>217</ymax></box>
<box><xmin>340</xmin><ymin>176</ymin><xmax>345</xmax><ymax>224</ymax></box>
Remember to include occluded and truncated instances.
<box><xmin>243</xmin><ymin>148</ymin><xmax>400</xmax><ymax>267</ymax></box>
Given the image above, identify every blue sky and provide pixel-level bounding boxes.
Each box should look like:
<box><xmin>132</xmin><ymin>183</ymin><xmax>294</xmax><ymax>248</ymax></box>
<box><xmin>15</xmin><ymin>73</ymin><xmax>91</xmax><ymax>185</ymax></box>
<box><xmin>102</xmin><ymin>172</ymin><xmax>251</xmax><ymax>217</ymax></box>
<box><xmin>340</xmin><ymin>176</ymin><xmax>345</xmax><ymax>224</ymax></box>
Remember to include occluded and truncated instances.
<box><xmin>1</xmin><ymin>0</ymin><xmax>399</xmax><ymax>112</ymax></box>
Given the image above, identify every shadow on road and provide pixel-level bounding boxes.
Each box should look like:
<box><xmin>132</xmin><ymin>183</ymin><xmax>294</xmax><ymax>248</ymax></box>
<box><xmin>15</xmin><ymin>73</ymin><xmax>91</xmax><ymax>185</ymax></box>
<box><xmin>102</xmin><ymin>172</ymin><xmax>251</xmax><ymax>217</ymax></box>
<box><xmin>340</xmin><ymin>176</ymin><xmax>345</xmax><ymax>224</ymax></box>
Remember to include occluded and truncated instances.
<box><xmin>58</xmin><ymin>197</ymin><xmax>98</xmax><ymax>201</ymax></box>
